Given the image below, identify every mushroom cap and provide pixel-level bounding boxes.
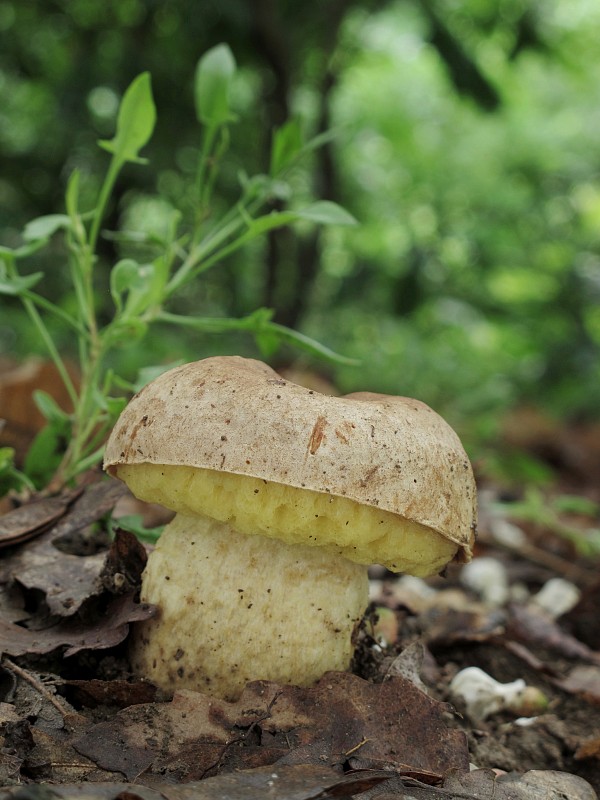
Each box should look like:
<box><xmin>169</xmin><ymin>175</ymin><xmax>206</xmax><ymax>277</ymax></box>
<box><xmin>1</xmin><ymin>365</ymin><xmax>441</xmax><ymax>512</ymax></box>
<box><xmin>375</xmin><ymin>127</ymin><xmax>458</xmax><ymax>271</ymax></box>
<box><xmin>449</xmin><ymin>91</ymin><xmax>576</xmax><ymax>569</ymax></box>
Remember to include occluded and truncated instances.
<box><xmin>104</xmin><ymin>356</ymin><xmax>476</xmax><ymax>562</ymax></box>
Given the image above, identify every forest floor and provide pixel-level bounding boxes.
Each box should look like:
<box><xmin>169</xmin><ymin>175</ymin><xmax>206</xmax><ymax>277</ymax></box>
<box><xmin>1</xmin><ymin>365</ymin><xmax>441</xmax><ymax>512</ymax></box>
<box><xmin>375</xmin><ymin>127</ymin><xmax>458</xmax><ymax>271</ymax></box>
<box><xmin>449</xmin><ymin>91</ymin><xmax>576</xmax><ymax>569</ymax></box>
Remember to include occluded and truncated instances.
<box><xmin>0</xmin><ymin>403</ymin><xmax>599</xmax><ymax>799</ymax></box>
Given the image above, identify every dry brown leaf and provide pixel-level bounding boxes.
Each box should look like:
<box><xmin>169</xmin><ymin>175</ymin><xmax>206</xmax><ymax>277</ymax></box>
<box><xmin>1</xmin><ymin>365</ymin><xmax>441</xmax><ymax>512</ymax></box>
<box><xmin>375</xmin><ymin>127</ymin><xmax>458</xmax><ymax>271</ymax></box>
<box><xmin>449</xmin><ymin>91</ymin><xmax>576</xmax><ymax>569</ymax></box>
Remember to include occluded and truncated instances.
<box><xmin>0</xmin><ymin>593</ymin><xmax>154</xmax><ymax>657</ymax></box>
<box><xmin>152</xmin><ymin>764</ymin><xmax>392</xmax><ymax>800</ymax></box>
<box><xmin>0</xmin><ymin>481</ymin><xmax>127</xmax><ymax>617</ymax></box>
<box><xmin>0</xmin><ymin>358</ymin><xmax>78</xmax><ymax>463</ymax></box>
<box><xmin>61</xmin><ymin>678</ymin><xmax>157</xmax><ymax>710</ymax></box>
<box><xmin>72</xmin><ymin>672</ymin><xmax>469</xmax><ymax>783</ymax></box>
<box><xmin>557</xmin><ymin>665</ymin><xmax>600</xmax><ymax>705</ymax></box>
<box><xmin>576</xmin><ymin>737</ymin><xmax>600</xmax><ymax>762</ymax></box>
<box><xmin>0</xmin><ymin>764</ymin><xmax>391</xmax><ymax>799</ymax></box>
<box><xmin>507</xmin><ymin>604</ymin><xmax>600</xmax><ymax>665</ymax></box>
<box><xmin>327</xmin><ymin>767</ymin><xmax>599</xmax><ymax>799</ymax></box>
<box><xmin>99</xmin><ymin>528</ymin><xmax>148</xmax><ymax>595</ymax></box>
<box><xmin>0</xmin><ymin>493</ymin><xmax>75</xmax><ymax>549</ymax></box>
<box><xmin>424</xmin><ymin>607</ymin><xmax>506</xmax><ymax>649</ymax></box>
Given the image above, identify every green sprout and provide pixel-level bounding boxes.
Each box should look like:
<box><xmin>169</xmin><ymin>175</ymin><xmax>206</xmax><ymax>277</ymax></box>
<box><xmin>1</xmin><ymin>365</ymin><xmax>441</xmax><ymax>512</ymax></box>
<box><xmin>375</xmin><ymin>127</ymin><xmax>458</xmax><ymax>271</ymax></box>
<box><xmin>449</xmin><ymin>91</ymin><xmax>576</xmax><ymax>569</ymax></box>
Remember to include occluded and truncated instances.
<box><xmin>1</xmin><ymin>45</ymin><xmax>357</xmax><ymax>493</ymax></box>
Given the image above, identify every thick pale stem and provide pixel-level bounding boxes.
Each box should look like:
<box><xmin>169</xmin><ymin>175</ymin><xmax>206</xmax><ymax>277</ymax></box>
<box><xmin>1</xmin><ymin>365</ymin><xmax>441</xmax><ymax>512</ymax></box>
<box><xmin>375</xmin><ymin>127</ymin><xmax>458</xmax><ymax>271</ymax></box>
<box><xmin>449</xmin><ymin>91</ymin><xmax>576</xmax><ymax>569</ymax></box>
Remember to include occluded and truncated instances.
<box><xmin>130</xmin><ymin>513</ymin><xmax>369</xmax><ymax>701</ymax></box>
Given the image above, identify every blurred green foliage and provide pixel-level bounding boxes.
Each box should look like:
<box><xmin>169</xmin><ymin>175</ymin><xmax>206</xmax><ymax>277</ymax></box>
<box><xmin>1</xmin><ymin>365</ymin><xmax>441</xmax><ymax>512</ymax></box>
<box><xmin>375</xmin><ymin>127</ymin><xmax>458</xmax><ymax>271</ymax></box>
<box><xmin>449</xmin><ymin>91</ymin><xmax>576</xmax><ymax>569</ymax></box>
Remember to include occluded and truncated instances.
<box><xmin>2</xmin><ymin>0</ymin><xmax>600</xmax><ymax>448</ymax></box>
<box><xmin>1</xmin><ymin>52</ymin><xmax>357</xmax><ymax>490</ymax></box>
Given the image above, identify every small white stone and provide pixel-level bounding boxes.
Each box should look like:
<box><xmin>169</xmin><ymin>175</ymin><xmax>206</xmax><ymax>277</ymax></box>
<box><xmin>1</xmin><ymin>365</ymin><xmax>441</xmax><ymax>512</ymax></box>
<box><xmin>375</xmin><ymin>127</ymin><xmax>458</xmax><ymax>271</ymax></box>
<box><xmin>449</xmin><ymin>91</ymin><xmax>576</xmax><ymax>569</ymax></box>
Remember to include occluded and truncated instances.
<box><xmin>450</xmin><ymin>666</ymin><xmax>526</xmax><ymax>722</ymax></box>
<box><xmin>460</xmin><ymin>557</ymin><xmax>509</xmax><ymax>606</ymax></box>
<box><xmin>489</xmin><ymin>516</ymin><xmax>527</xmax><ymax>548</ymax></box>
<box><xmin>396</xmin><ymin>574</ymin><xmax>437</xmax><ymax>599</ymax></box>
<box><xmin>531</xmin><ymin>577</ymin><xmax>581</xmax><ymax>618</ymax></box>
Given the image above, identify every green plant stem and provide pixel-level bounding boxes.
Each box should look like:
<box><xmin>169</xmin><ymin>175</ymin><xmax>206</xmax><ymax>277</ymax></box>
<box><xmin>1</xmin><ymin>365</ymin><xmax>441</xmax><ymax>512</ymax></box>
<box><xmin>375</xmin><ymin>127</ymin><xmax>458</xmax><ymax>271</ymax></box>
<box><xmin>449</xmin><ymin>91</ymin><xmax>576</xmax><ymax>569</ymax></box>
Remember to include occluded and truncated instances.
<box><xmin>202</xmin><ymin>126</ymin><xmax>229</xmax><ymax>217</ymax></box>
<box><xmin>48</xmin><ymin>326</ymin><xmax>107</xmax><ymax>489</ymax></box>
<box><xmin>193</xmin><ymin>124</ymin><xmax>219</xmax><ymax>240</ymax></box>
<box><xmin>89</xmin><ymin>157</ymin><xmax>122</xmax><ymax>253</ymax></box>
<box><xmin>166</xmin><ymin>197</ymin><xmax>264</xmax><ymax>296</ymax></box>
<box><xmin>68</xmin><ymin>252</ymin><xmax>92</xmax><ymax>331</ymax></box>
<box><xmin>65</xmin><ymin>444</ymin><xmax>107</xmax><ymax>479</ymax></box>
<box><xmin>22</xmin><ymin>290</ymin><xmax>88</xmax><ymax>337</ymax></box>
<box><xmin>154</xmin><ymin>310</ymin><xmax>248</xmax><ymax>333</ymax></box>
<box><xmin>54</xmin><ymin>160</ymin><xmax>123</xmax><ymax>485</ymax></box>
<box><xmin>21</xmin><ymin>296</ymin><xmax>78</xmax><ymax>407</ymax></box>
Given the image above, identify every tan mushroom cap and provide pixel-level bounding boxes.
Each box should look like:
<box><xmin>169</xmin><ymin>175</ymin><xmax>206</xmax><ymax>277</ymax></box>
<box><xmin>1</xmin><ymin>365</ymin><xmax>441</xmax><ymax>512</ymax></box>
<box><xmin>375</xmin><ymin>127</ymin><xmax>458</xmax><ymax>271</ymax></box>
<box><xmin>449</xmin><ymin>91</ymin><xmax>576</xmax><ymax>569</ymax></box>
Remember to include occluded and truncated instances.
<box><xmin>104</xmin><ymin>356</ymin><xmax>476</xmax><ymax>562</ymax></box>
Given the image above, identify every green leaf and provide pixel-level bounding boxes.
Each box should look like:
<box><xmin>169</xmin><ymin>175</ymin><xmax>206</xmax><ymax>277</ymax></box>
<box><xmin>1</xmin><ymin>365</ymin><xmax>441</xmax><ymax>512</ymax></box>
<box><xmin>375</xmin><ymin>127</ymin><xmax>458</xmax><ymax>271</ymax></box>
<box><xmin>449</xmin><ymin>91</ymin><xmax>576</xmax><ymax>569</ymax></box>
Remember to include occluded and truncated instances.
<box><xmin>0</xmin><ymin>447</ymin><xmax>35</xmax><ymax>496</ymax></box>
<box><xmin>102</xmin><ymin>317</ymin><xmax>148</xmax><ymax>348</ymax></box>
<box><xmin>0</xmin><ymin>448</ymin><xmax>16</xmax><ymax>471</ymax></box>
<box><xmin>294</xmin><ymin>201</ymin><xmax>358</xmax><ymax>226</ymax></box>
<box><xmin>0</xmin><ymin>246</ymin><xmax>14</xmax><ymax>263</ymax></box>
<box><xmin>553</xmin><ymin>494</ymin><xmax>599</xmax><ymax>516</ymax></box>
<box><xmin>133</xmin><ymin>361</ymin><xmax>184</xmax><ymax>393</ymax></box>
<box><xmin>111</xmin><ymin>258</ymin><xmax>164</xmax><ymax>318</ymax></box>
<box><xmin>246</xmin><ymin>210</ymin><xmax>298</xmax><ymax>236</ymax></box>
<box><xmin>239</xmin><ymin>172</ymin><xmax>291</xmax><ymax>204</ymax></box>
<box><xmin>6</xmin><ymin>239</ymin><xmax>51</xmax><ymax>260</ymax></box>
<box><xmin>90</xmin><ymin>388</ymin><xmax>128</xmax><ymax>420</ymax></box>
<box><xmin>236</xmin><ymin>204</ymin><xmax>356</xmax><ymax>248</ymax></box>
<box><xmin>33</xmin><ymin>390</ymin><xmax>70</xmax><ymax>424</ymax></box>
<box><xmin>245</xmin><ymin>307</ymin><xmax>278</xmax><ymax>355</ymax></box>
<box><xmin>24</xmin><ymin>419</ymin><xmax>71</xmax><ymax>489</ymax></box>
<box><xmin>270</xmin><ymin>124</ymin><xmax>341</xmax><ymax>177</ymax></box>
<box><xmin>194</xmin><ymin>44</ymin><xmax>236</xmax><ymax>127</ymax></box>
<box><xmin>156</xmin><ymin>309</ymin><xmax>359</xmax><ymax>366</ymax></box>
<box><xmin>254</xmin><ymin>329</ymin><xmax>281</xmax><ymax>357</ymax></box>
<box><xmin>155</xmin><ymin>311</ymin><xmax>246</xmax><ymax>334</ymax></box>
<box><xmin>0</xmin><ymin>271</ymin><xmax>44</xmax><ymax>296</ymax></box>
<box><xmin>270</xmin><ymin>118</ymin><xmax>303</xmax><ymax>176</ymax></box>
<box><xmin>98</xmin><ymin>72</ymin><xmax>156</xmax><ymax>164</ymax></box>
<box><xmin>110</xmin><ymin>258</ymin><xmax>141</xmax><ymax>311</ymax></box>
<box><xmin>111</xmin><ymin>513</ymin><xmax>164</xmax><ymax>544</ymax></box>
<box><xmin>266</xmin><ymin>321</ymin><xmax>361</xmax><ymax>366</ymax></box>
<box><xmin>23</xmin><ymin>214</ymin><xmax>71</xmax><ymax>242</ymax></box>
<box><xmin>105</xmin><ymin>395</ymin><xmax>128</xmax><ymax>418</ymax></box>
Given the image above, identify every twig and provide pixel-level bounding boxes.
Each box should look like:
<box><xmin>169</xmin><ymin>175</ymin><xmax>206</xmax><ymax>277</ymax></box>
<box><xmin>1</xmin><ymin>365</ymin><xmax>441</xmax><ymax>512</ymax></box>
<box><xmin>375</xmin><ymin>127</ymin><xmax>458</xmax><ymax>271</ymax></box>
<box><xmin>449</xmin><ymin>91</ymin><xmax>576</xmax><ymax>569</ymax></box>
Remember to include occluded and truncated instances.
<box><xmin>2</xmin><ymin>657</ymin><xmax>86</xmax><ymax>726</ymax></box>
<box><xmin>345</xmin><ymin>736</ymin><xmax>370</xmax><ymax>756</ymax></box>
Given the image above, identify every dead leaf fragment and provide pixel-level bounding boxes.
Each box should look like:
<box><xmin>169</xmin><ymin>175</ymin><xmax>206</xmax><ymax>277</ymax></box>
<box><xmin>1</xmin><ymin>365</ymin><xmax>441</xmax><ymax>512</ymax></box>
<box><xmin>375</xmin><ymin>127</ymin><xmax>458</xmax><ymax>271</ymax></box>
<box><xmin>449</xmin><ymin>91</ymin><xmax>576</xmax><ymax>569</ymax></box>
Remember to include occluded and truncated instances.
<box><xmin>73</xmin><ymin>672</ymin><xmax>469</xmax><ymax>783</ymax></box>
<box><xmin>575</xmin><ymin>736</ymin><xmax>600</xmax><ymax>762</ymax></box>
<box><xmin>0</xmin><ymin>593</ymin><xmax>154</xmax><ymax>658</ymax></box>
<box><xmin>0</xmin><ymin>765</ymin><xmax>390</xmax><ymax>800</ymax></box>
<box><xmin>100</xmin><ymin>528</ymin><xmax>148</xmax><ymax>595</ymax></box>
<box><xmin>0</xmin><ymin>481</ymin><xmax>129</xmax><ymax>617</ymax></box>
<box><xmin>0</xmin><ymin>357</ymin><xmax>78</xmax><ymax>462</ymax></box>
<box><xmin>61</xmin><ymin>679</ymin><xmax>157</xmax><ymax>710</ymax></box>
<box><xmin>556</xmin><ymin>665</ymin><xmax>600</xmax><ymax>706</ymax></box>
<box><xmin>507</xmin><ymin>603</ymin><xmax>600</xmax><ymax>665</ymax></box>
<box><xmin>424</xmin><ymin>607</ymin><xmax>506</xmax><ymax>649</ymax></box>
<box><xmin>0</xmin><ymin>494</ymin><xmax>74</xmax><ymax>549</ymax></box>
<box><xmin>153</xmin><ymin>764</ymin><xmax>391</xmax><ymax>799</ymax></box>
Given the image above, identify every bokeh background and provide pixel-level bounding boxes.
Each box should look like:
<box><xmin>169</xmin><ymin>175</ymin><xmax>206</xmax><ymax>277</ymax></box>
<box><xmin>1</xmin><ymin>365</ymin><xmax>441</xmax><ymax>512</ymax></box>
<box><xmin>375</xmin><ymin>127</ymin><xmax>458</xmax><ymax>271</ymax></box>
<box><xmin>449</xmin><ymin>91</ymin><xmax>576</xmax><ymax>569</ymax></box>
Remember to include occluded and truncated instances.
<box><xmin>2</xmin><ymin>0</ymin><xmax>600</xmax><ymax>456</ymax></box>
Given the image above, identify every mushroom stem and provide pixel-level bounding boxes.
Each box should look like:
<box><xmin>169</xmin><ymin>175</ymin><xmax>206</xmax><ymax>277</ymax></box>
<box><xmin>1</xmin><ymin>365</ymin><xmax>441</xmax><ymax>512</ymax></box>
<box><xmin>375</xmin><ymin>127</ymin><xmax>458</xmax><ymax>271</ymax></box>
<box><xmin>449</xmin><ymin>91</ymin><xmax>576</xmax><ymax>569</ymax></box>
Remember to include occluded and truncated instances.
<box><xmin>130</xmin><ymin>513</ymin><xmax>369</xmax><ymax>700</ymax></box>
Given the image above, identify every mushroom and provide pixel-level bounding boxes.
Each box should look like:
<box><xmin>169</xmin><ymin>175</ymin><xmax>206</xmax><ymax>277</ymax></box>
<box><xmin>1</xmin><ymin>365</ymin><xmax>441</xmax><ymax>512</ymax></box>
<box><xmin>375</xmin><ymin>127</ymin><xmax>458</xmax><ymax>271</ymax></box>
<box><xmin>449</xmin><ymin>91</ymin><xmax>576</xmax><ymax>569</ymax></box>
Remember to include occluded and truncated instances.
<box><xmin>104</xmin><ymin>356</ymin><xmax>476</xmax><ymax>700</ymax></box>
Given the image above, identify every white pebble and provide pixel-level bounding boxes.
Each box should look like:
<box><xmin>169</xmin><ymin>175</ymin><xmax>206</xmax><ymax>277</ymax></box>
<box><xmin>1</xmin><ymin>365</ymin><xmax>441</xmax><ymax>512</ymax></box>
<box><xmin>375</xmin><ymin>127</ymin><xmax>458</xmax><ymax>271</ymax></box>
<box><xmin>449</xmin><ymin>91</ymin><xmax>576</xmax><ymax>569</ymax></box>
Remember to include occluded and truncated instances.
<box><xmin>450</xmin><ymin>667</ymin><xmax>526</xmax><ymax>722</ymax></box>
<box><xmin>531</xmin><ymin>577</ymin><xmax>581</xmax><ymax>618</ymax></box>
<box><xmin>460</xmin><ymin>557</ymin><xmax>509</xmax><ymax>606</ymax></box>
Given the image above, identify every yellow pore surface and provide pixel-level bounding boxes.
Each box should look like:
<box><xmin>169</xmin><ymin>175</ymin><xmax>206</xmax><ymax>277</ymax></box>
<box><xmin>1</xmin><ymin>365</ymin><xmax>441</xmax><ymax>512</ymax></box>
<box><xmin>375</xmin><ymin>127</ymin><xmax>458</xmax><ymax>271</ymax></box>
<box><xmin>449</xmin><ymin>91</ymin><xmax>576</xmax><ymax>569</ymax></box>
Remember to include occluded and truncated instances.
<box><xmin>117</xmin><ymin>463</ymin><xmax>457</xmax><ymax>576</ymax></box>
